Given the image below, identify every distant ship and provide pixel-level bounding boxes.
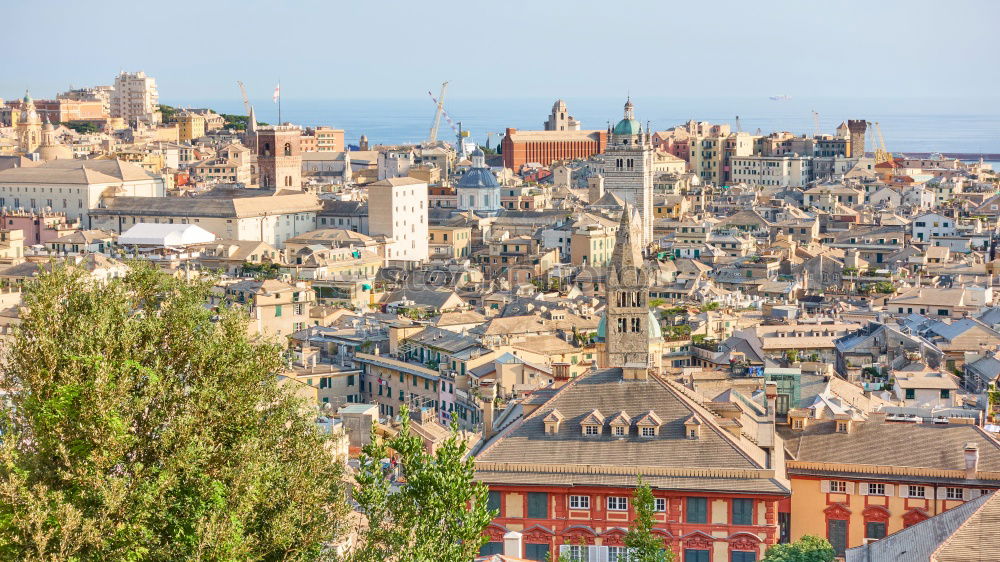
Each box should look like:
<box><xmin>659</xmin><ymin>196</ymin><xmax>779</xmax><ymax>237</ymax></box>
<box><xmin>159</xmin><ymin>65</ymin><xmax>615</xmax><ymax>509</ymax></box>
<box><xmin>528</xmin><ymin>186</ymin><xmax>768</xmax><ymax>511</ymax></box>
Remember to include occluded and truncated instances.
<box><xmin>769</xmin><ymin>95</ymin><xmax>792</xmax><ymax>101</ymax></box>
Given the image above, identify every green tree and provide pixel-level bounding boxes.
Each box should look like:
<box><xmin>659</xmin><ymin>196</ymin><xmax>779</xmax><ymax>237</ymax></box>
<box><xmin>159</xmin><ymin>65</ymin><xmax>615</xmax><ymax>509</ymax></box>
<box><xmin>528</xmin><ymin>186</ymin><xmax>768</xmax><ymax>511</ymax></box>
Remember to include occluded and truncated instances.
<box><xmin>624</xmin><ymin>477</ymin><xmax>675</xmax><ymax>562</ymax></box>
<box><xmin>762</xmin><ymin>535</ymin><xmax>835</xmax><ymax>562</ymax></box>
<box><xmin>348</xmin><ymin>408</ymin><xmax>495</xmax><ymax>562</ymax></box>
<box><xmin>0</xmin><ymin>264</ymin><xmax>347</xmax><ymax>561</ymax></box>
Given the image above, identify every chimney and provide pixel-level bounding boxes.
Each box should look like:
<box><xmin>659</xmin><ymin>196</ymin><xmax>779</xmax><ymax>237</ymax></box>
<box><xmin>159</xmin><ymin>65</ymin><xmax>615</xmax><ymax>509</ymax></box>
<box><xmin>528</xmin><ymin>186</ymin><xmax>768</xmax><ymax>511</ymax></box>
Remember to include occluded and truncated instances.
<box><xmin>765</xmin><ymin>381</ymin><xmax>778</xmax><ymax>421</ymax></box>
<box><xmin>965</xmin><ymin>443</ymin><xmax>980</xmax><ymax>479</ymax></box>
<box><xmin>483</xmin><ymin>393</ymin><xmax>496</xmax><ymax>441</ymax></box>
<box><xmin>552</xmin><ymin>362</ymin><xmax>571</xmax><ymax>386</ymax></box>
<box><xmin>503</xmin><ymin>531</ymin><xmax>523</xmax><ymax>558</ymax></box>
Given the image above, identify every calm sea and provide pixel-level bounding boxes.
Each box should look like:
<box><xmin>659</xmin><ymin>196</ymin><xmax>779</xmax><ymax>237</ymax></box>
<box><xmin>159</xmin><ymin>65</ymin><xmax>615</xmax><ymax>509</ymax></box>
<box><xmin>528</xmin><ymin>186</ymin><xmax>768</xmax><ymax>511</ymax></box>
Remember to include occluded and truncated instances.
<box><xmin>173</xmin><ymin>96</ymin><xmax>1000</xmax><ymax>157</ymax></box>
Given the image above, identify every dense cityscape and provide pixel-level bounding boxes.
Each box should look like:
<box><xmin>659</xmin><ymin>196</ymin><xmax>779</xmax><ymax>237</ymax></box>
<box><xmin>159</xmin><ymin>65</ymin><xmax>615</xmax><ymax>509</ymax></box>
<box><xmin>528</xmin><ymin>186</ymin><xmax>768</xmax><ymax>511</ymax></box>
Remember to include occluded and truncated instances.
<box><xmin>1</xmin><ymin>69</ymin><xmax>999</xmax><ymax>561</ymax></box>
<box><xmin>2</xmin><ymin>1</ymin><xmax>999</xmax><ymax>559</ymax></box>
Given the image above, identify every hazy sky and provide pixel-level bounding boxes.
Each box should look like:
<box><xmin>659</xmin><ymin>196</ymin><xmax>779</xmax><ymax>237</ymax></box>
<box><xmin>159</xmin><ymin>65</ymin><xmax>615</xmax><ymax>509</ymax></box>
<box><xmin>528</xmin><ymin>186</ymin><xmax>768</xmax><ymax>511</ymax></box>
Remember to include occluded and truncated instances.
<box><xmin>2</xmin><ymin>0</ymin><xmax>997</xmax><ymax>102</ymax></box>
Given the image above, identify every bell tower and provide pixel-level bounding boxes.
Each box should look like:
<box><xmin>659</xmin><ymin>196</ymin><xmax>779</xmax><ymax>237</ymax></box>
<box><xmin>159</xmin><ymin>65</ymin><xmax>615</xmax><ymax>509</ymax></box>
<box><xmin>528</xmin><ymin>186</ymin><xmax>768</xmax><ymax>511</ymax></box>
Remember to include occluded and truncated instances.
<box><xmin>256</xmin><ymin>126</ymin><xmax>302</xmax><ymax>190</ymax></box>
<box><xmin>602</xmin><ymin>99</ymin><xmax>654</xmax><ymax>245</ymax></box>
<box><xmin>605</xmin><ymin>204</ymin><xmax>652</xmax><ymax>375</ymax></box>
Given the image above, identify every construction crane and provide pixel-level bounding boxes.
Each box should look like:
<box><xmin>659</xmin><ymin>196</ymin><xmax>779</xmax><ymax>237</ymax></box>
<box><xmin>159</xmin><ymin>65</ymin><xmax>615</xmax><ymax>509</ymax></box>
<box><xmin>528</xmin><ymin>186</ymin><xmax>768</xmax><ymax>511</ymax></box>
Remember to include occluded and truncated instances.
<box><xmin>236</xmin><ymin>81</ymin><xmax>251</xmax><ymax>115</ymax></box>
<box><xmin>427</xmin><ymin>81</ymin><xmax>449</xmax><ymax>144</ymax></box>
<box><xmin>867</xmin><ymin>121</ymin><xmax>893</xmax><ymax>164</ymax></box>
<box><xmin>812</xmin><ymin>110</ymin><xmax>820</xmax><ymax>137</ymax></box>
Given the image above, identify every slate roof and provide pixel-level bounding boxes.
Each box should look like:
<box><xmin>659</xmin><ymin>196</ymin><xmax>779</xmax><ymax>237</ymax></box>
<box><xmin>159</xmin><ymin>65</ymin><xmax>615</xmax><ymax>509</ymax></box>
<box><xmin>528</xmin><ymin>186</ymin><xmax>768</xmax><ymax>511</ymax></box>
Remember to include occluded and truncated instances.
<box><xmin>783</xmin><ymin>419</ymin><xmax>1000</xmax><ymax>476</ymax></box>
<box><xmin>844</xmin><ymin>491</ymin><xmax>997</xmax><ymax>562</ymax></box>
<box><xmin>475</xmin><ymin>368</ymin><xmax>788</xmax><ymax>494</ymax></box>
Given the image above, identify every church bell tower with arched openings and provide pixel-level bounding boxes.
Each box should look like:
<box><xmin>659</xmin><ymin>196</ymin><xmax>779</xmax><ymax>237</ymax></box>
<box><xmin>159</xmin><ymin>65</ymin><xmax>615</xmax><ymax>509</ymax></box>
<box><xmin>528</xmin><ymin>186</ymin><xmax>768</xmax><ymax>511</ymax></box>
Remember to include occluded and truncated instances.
<box><xmin>598</xmin><ymin>203</ymin><xmax>663</xmax><ymax>378</ymax></box>
<box><xmin>256</xmin><ymin>126</ymin><xmax>302</xmax><ymax>190</ymax></box>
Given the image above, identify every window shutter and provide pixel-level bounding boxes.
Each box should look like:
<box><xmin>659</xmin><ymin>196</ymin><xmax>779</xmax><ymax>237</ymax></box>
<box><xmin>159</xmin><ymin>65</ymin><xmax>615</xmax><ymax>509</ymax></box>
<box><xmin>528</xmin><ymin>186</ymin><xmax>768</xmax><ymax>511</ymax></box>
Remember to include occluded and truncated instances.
<box><xmin>969</xmin><ymin>489</ymin><xmax>981</xmax><ymax>500</ymax></box>
<box><xmin>885</xmin><ymin>484</ymin><xmax>895</xmax><ymax>497</ymax></box>
<box><xmin>845</xmin><ymin>482</ymin><xmax>856</xmax><ymax>495</ymax></box>
<box><xmin>859</xmin><ymin>483</ymin><xmax>869</xmax><ymax>496</ymax></box>
<box><xmin>820</xmin><ymin>480</ymin><xmax>831</xmax><ymax>493</ymax></box>
<box><xmin>936</xmin><ymin>487</ymin><xmax>948</xmax><ymax>500</ymax></box>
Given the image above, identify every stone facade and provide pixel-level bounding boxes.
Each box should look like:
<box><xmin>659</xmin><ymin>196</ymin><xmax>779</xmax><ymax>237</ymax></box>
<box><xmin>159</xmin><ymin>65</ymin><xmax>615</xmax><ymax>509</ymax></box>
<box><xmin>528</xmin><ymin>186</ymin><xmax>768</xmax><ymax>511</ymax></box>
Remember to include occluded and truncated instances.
<box><xmin>257</xmin><ymin>126</ymin><xmax>302</xmax><ymax>189</ymax></box>
<box><xmin>602</xmin><ymin>100</ymin><xmax>654</xmax><ymax>245</ymax></box>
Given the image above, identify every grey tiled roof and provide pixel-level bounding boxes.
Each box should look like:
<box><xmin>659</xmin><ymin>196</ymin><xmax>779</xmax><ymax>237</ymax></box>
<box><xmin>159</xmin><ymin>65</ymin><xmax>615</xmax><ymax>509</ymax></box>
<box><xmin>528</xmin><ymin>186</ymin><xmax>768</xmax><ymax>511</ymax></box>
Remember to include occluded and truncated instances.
<box><xmin>783</xmin><ymin>420</ymin><xmax>1000</xmax><ymax>473</ymax></box>
<box><xmin>845</xmin><ymin>491</ymin><xmax>996</xmax><ymax>562</ymax></box>
<box><xmin>475</xmin><ymin>368</ymin><xmax>787</xmax><ymax>494</ymax></box>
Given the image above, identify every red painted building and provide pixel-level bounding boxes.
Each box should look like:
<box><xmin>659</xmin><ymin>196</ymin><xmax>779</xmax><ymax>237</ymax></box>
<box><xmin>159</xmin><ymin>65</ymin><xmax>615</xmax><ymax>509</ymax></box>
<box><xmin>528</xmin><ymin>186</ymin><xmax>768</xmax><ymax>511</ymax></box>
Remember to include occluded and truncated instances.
<box><xmin>501</xmin><ymin>128</ymin><xmax>607</xmax><ymax>172</ymax></box>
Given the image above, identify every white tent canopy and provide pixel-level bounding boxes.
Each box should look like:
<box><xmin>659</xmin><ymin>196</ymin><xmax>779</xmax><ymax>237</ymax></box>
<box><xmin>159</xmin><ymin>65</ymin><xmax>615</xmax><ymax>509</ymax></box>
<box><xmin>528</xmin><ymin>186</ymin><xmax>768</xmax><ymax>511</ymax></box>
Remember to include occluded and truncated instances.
<box><xmin>118</xmin><ymin>223</ymin><xmax>216</xmax><ymax>247</ymax></box>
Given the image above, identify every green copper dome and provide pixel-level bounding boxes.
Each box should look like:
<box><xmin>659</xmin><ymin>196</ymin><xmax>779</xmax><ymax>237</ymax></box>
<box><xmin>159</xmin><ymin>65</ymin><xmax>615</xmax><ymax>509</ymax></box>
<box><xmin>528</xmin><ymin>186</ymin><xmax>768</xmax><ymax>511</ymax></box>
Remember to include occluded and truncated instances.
<box><xmin>612</xmin><ymin>118</ymin><xmax>640</xmax><ymax>136</ymax></box>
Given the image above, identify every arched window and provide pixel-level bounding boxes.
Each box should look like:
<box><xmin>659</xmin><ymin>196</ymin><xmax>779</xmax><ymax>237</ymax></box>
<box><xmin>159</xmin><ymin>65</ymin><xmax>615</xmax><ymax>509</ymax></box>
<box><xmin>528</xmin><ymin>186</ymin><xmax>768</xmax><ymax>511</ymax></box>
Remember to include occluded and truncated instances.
<box><xmin>262</xmin><ymin>143</ymin><xmax>271</xmax><ymax>156</ymax></box>
<box><xmin>283</xmin><ymin>143</ymin><xmax>292</xmax><ymax>156</ymax></box>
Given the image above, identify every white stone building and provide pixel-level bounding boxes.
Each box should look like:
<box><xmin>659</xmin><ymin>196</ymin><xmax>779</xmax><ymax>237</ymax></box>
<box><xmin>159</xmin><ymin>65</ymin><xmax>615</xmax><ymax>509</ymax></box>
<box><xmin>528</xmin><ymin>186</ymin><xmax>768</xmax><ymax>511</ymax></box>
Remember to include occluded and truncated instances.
<box><xmin>0</xmin><ymin>159</ymin><xmax>165</xmax><ymax>227</ymax></box>
<box><xmin>367</xmin><ymin>177</ymin><xmax>428</xmax><ymax>263</ymax></box>
<box><xmin>90</xmin><ymin>191</ymin><xmax>321</xmax><ymax>248</ymax></box>
<box><xmin>730</xmin><ymin>155</ymin><xmax>814</xmax><ymax>188</ymax></box>
<box><xmin>601</xmin><ymin>99</ymin><xmax>654</xmax><ymax>245</ymax></box>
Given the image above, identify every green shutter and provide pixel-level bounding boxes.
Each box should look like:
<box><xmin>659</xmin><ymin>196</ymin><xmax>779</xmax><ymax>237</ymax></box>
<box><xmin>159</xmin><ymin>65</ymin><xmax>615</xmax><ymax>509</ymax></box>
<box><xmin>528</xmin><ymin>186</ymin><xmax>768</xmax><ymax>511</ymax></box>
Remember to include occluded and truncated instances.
<box><xmin>733</xmin><ymin>499</ymin><xmax>753</xmax><ymax>525</ymax></box>
<box><xmin>486</xmin><ymin>490</ymin><xmax>501</xmax><ymax>512</ymax></box>
<box><xmin>686</xmin><ymin>497</ymin><xmax>707</xmax><ymax>523</ymax></box>
<box><xmin>527</xmin><ymin>492</ymin><xmax>547</xmax><ymax>519</ymax></box>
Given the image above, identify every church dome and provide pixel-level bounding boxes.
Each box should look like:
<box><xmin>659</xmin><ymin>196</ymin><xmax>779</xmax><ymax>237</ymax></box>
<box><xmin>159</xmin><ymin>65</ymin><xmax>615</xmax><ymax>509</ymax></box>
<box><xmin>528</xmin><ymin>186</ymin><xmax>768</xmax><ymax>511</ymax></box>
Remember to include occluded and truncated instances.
<box><xmin>457</xmin><ymin>167</ymin><xmax>498</xmax><ymax>188</ymax></box>
<box><xmin>613</xmin><ymin>118</ymin><xmax>640</xmax><ymax>136</ymax></box>
<box><xmin>471</xmin><ymin>147</ymin><xmax>485</xmax><ymax>158</ymax></box>
<box><xmin>596</xmin><ymin>310</ymin><xmax>663</xmax><ymax>341</ymax></box>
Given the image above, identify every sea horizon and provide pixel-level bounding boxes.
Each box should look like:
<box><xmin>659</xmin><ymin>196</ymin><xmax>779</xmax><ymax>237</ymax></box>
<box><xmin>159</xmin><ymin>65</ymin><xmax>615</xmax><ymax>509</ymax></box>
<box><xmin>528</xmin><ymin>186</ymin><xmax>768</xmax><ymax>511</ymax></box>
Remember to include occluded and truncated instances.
<box><xmin>166</xmin><ymin>95</ymin><xmax>1000</xmax><ymax>156</ymax></box>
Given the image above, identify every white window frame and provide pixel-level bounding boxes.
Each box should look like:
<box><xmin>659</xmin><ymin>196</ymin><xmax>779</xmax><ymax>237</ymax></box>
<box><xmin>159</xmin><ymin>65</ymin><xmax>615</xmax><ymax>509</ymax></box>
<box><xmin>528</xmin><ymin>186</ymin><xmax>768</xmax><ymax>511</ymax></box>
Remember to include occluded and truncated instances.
<box><xmin>613</xmin><ymin>425</ymin><xmax>625</xmax><ymax>436</ymax></box>
<box><xmin>830</xmin><ymin>481</ymin><xmax>847</xmax><ymax>493</ymax></box>
<box><xmin>641</xmin><ymin>426</ymin><xmax>656</xmax><ymax>437</ymax></box>
<box><xmin>868</xmin><ymin>483</ymin><xmax>886</xmax><ymax>496</ymax></box>
<box><xmin>908</xmin><ymin>485</ymin><xmax>926</xmax><ymax>498</ymax></box>
<box><xmin>584</xmin><ymin>425</ymin><xmax>599</xmax><ymax>436</ymax></box>
<box><xmin>945</xmin><ymin>487</ymin><xmax>963</xmax><ymax>500</ymax></box>
<box><xmin>607</xmin><ymin>496</ymin><xmax>628</xmax><ymax>511</ymax></box>
<box><xmin>569</xmin><ymin>495</ymin><xmax>590</xmax><ymax>510</ymax></box>
<box><xmin>654</xmin><ymin>498</ymin><xmax>666</xmax><ymax>512</ymax></box>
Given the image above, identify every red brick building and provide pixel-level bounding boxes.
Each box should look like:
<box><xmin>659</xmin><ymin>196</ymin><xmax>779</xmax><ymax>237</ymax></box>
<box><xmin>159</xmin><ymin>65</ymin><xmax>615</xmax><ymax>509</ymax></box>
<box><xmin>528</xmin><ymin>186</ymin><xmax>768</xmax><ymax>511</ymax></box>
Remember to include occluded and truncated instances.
<box><xmin>501</xmin><ymin>128</ymin><xmax>607</xmax><ymax>172</ymax></box>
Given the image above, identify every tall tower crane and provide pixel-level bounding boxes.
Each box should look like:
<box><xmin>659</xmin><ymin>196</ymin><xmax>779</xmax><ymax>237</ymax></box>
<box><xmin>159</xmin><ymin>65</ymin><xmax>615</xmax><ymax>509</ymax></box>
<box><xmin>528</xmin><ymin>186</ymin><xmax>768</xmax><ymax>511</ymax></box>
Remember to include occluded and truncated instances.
<box><xmin>236</xmin><ymin>81</ymin><xmax>252</xmax><ymax>115</ymax></box>
<box><xmin>867</xmin><ymin>121</ymin><xmax>893</xmax><ymax>164</ymax></box>
<box><xmin>427</xmin><ymin>81</ymin><xmax>449</xmax><ymax>144</ymax></box>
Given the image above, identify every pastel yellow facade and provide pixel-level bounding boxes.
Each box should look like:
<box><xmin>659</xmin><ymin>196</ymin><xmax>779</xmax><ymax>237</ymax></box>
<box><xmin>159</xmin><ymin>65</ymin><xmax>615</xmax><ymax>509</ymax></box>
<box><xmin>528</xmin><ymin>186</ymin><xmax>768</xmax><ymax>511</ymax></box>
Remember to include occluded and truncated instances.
<box><xmin>789</xmin><ymin>470</ymin><xmax>996</xmax><ymax>554</ymax></box>
<box><xmin>178</xmin><ymin>113</ymin><xmax>206</xmax><ymax>142</ymax></box>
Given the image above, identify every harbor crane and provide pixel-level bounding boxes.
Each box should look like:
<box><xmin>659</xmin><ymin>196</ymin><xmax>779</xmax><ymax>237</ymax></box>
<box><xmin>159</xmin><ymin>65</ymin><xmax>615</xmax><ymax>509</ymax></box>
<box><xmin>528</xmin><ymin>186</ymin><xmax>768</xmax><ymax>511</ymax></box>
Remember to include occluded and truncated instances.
<box><xmin>867</xmin><ymin>121</ymin><xmax>893</xmax><ymax>164</ymax></box>
<box><xmin>236</xmin><ymin>81</ymin><xmax>252</xmax><ymax>115</ymax></box>
<box><xmin>427</xmin><ymin>81</ymin><xmax>449</xmax><ymax>144</ymax></box>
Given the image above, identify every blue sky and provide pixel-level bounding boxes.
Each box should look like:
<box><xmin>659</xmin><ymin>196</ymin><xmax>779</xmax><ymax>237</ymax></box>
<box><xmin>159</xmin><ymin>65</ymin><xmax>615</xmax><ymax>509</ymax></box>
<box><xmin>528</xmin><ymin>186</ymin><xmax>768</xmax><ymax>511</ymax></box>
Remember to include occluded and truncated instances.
<box><xmin>2</xmin><ymin>0</ymin><xmax>997</xmax><ymax>101</ymax></box>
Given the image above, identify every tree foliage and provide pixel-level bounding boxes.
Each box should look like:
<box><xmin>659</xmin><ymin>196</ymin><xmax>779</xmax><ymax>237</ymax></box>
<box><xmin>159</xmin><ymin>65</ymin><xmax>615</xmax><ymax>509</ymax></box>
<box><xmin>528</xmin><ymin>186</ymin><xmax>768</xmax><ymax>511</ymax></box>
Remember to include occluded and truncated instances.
<box><xmin>347</xmin><ymin>408</ymin><xmax>495</xmax><ymax>562</ymax></box>
<box><xmin>0</xmin><ymin>263</ymin><xmax>347</xmax><ymax>561</ymax></box>
<box><xmin>624</xmin><ymin>477</ymin><xmax>675</xmax><ymax>562</ymax></box>
<box><xmin>762</xmin><ymin>535</ymin><xmax>835</xmax><ymax>562</ymax></box>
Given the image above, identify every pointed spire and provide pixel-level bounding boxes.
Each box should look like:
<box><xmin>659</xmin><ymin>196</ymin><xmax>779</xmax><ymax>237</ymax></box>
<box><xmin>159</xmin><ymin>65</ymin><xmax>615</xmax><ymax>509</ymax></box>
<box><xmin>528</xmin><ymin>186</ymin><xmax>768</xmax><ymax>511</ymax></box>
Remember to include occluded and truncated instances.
<box><xmin>611</xmin><ymin>202</ymin><xmax>643</xmax><ymax>270</ymax></box>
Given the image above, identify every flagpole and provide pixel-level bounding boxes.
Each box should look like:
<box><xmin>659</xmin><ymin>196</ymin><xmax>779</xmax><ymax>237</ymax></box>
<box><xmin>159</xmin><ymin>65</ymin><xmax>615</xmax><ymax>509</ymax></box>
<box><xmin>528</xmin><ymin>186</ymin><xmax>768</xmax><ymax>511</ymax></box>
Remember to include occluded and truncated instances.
<box><xmin>277</xmin><ymin>79</ymin><xmax>282</xmax><ymax>125</ymax></box>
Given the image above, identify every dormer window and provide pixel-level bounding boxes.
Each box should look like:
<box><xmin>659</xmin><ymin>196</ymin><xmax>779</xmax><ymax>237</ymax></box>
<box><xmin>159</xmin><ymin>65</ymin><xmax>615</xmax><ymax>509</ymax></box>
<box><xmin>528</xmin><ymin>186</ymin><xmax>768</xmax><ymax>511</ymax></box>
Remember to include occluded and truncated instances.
<box><xmin>580</xmin><ymin>409</ymin><xmax>605</xmax><ymax>436</ymax></box>
<box><xmin>636</xmin><ymin>410</ymin><xmax>663</xmax><ymax>438</ymax></box>
<box><xmin>608</xmin><ymin>410</ymin><xmax>631</xmax><ymax>437</ymax></box>
<box><xmin>682</xmin><ymin>414</ymin><xmax>702</xmax><ymax>440</ymax></box>
<box><xmin>836</xmin><ymin>421</ymin><xmax>848</xmax><ymax>433</ymax></box>
<box><xmin>543</xmin><ymin>409</ymin><xmax>564</xmax><ymax>434</ymax></box>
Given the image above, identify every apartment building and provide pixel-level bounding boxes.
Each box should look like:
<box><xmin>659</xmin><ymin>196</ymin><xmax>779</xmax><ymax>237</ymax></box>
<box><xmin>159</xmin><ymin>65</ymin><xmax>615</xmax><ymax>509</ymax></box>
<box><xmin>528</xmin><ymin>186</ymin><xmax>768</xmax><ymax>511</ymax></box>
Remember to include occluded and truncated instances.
<box><xmin>111</xmin><ymin>71</ymin><xmax>160</xmax><ymax>124</ymax></box>
<box><xmin>367</xmin><ymin>177</ymin><xmax>428</xmax><ymax>263</ymax></box>
<box><xmin>220</xmin><ymin>279</ymin><xmax>314</xmax><ymax>342</ymax></box>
